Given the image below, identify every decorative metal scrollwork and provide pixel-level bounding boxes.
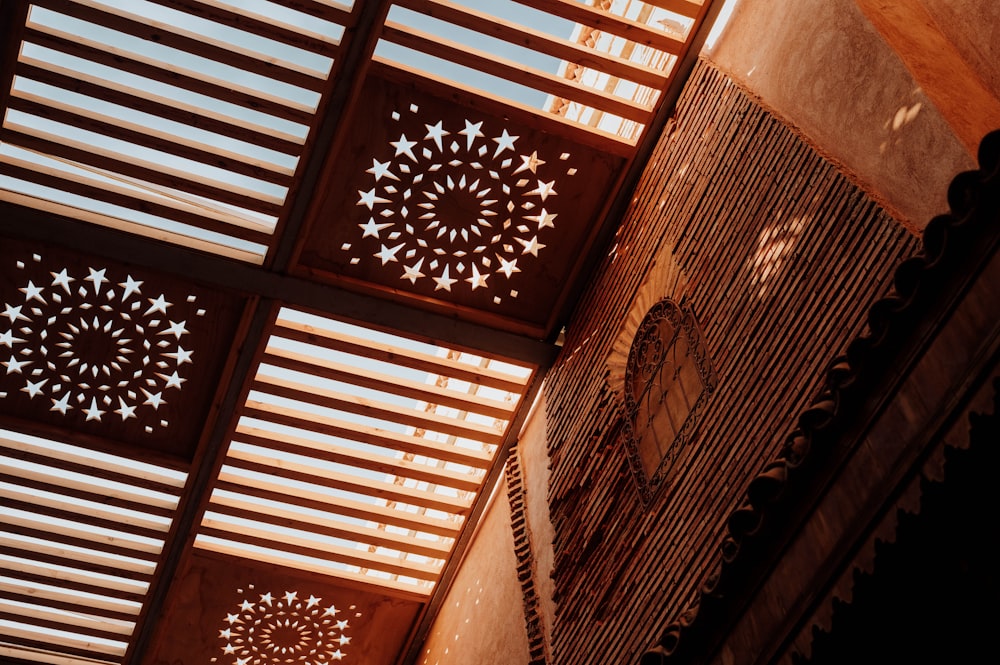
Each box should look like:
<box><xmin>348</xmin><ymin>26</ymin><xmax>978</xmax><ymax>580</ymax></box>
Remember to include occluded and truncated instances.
<box><xmin>622</xmin><ymin>298</ymin><xmax>715</xmax><ymax>503</ymax></box>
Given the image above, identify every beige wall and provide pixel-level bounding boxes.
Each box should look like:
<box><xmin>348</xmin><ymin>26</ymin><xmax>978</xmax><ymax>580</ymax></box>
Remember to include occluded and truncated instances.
<box><xmin>704</xmin><ymin>0</ymin><xmax>981</xmax><ymax>230</ymax></box>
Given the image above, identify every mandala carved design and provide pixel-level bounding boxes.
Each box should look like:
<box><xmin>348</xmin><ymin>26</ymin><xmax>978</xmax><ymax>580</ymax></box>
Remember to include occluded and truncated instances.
<box><xmin>342</xmin><ymin>103</ymin><xmax>576</xmax><ymax>304</ymax></box>
<box><xmin>0</xmin><ymin>253</ymin><xmax>204</xmax><ymax>431</ymax></box>
<box><xmin>215</xmin><ymin>585</ymin><xmax>356</xmax><ymax>664</ymax></box>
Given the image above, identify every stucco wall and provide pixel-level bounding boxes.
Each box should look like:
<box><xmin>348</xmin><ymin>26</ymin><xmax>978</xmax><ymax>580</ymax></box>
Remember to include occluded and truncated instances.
<box><xmin>704</xmin><ymin>0</ymin><xmax>976</xmax><ymax>230</ymax></box>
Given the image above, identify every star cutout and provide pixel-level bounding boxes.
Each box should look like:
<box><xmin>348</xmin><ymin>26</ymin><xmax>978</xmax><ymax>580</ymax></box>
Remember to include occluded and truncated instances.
<box><xmin>526</xmin><ymin>208</ymin><xmax>557</xmax><ymax>230</ymax></box>
<box><xmin>390</xmin><ymin>133</ymin><xmax>418</xmax><ymax>161</ymax></box>
<box><xmin>114</xmin><ymin>396</ymin><xmax>137</xmax><ymax>421</ymax></box>
<box><xmin>401</xmin><ymin>259</ymin><xmax>425</xmax><ymax>284</ymax></box>
<box><xmin>162</xmin><ymin>320</ymin><xmax>188</xmax><ymax>339</ymax></box>
<box><xmin>50</xmin><ymin>393</ymin><xmax>72</xmax><ymax>414</ymax></box>
<box><xmin>141</xmin><ymin>389</ymin><xmax>165</xmax><ymax>409</ymax></box>
<box><xmin>0</xmin><ymin>330</ymin><xmax>19</xmax><ymax>347</ymax></box>
<box><xmin>236</xmin><ymin>658</ymin><xmax>250</xmax><ymax>665</ymax></box>
<box><xmin>284</xmin><ymin>590</ymin><xmax>298</xmax><ymax>604</ymax></box>
<box><xmin>432</xmin><ymin>266</ymin><xmax>458</xmax><ymax>292</ymax></box>
<box><xmin>339</xmin><ymin>635</ymin><xmax>352</xmax><ymax>645</ymax></box>
<box><xmin>331</xmin><ymin>651</ymin><xmax>344</xmax><ymax>661</ymax></box>
<box><xmin>492</xmin><ymin>129</ymin><xmax>518</xmax><ymax>157</ymax></box>
<box><xmin>465</xmin><ymin>264</ymin><xmax>489</xmax><ymax>290</ymax></box>
<box><xmin>159</xmin><ymin>371</ymin><xmax>186</xmax><ymax>389</ymax></box>
<box><xmin>240</xmin><ymin>599</ymin><xmax>255</xmax><ymax>611</ymax></box>
<box><xmin>19</xmin><ymin>280</ymin><xmax>46</xmax><ymax>304</ymax></box>
<box><xmin>166</xmin><ymin>346</ymin><xmax>193</xmax><ymax>365</ymax></box>
<box><xmin>335</xmin><ymin>619</ymin><xmax>349</xmax><ymax>630</ymax></box>
<box><xmin>3</xmin><ymin>355</ymin><xmax>28</xmax><ymax>375</ymax></box>
<box><xmin>83</xmin><ymin>396</ymin><xmax>105</xmax><ymax>421</ymax></box>
<box><xmin>496</xmin><ymin>255</ymin><xmax>520</xmax><ymax>278</ymax></box>
<box><xmin>119</xmin><ymin>275</ymin><xmax>143</xmax><ymax>299</ymax></box>
<box><xmin>259</xmin><ymin>592</ymin><xmax>274</xmax><ymax>606</ymax></box>
<box><xmin>514</xmin><ymin>151</ymin><xmax>545</xmax><ymax>174</ymax></box>
<box><xmin>357</xmin><ymin>187</ymin><xmax>389</xmax><ymax>210</ymax></box>
<box><xmin>359</xmin><ymin>217</ymin><xmax>393</xmax><ymax>239</ymax></box>
<box><xmin>518</xmin><ymin>235</ymin><xmax>546</xmax><ymax>257</ymax></box>
<box><xmin>367</xmin><ymin>158</ymin><xmax>398</xmax><ymax>182</ymax></box>
<box><xmin>219</xmin><ymin>628</ymin><xmax>232</xmax><ymax>640</ymax></box>
<box><xmin>84</xmin><ymin>267</ymin><xmax>108</xmax><ymax>294</ymax></box>
<box><xmin>323</xmin><ymin>605</ymin><xmax>339</xmax><ymax>617</ymax></box>
<box><xmin>374</xmin><ymin>243</ymin><xmax>404</xmax><ymax>265</ymax></box>
<box><xmin>145</xmin><ymin>294</ymin><xmax>170</xmax><ymax>315</ymax></box>
<box><xmin>424</xmin><ymin>120</ymin><xmax>449</xmax><ymax>150</ymax></box>
<box><xmin>528</xmin><ymin>179</ymin><xmax>557</xmax><ymax>201</ymax></box>
<box><xmin>2</xmin><ymin>303</ymin><xmax>27</xmax><ymax>324</ymax></box>
<box><xmin>305</xmin><ymin>595</ymin><xmax>321</xmax><ymax>609</ymax></box>
<box><xmin>222</xmin><ymin>643</ymin><xmax>236</xmax><ymax>655</ymax></box>
<box><xmin>459</xmin><ymin>119</ymin><xmax>484</xmax><ymax>151</ymax></box>
<box><xmin>50</xmin><ymin>268</ymin><xmax>74</xmax><ymax>293</ymax></box>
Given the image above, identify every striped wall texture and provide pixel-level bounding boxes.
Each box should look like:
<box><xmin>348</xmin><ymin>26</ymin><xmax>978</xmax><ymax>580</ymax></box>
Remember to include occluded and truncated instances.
<box><xmin>540</xmin><ymin>59</ymin><xmax>922</xmax><ymax>663</ymax></box>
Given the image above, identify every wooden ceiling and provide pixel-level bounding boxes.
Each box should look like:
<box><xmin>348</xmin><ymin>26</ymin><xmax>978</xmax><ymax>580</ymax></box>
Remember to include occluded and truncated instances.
<box><xmin>0</xmin><ymin>0</ymin><xmax>714</xmax><ymax>663</ymax></box>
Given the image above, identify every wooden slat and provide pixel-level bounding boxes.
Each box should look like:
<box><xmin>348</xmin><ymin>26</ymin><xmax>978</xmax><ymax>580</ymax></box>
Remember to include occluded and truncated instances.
<box><xmin>22</xmin><ymin>27</ymin><xmax>314</xmax><ymax>126</ymax></box>
<box><xmin>0</xmin><ymin>600</ymin><xmax>133</xmax><ymax>641</ymax></box>
<box><xmin>1</xmin><ymin>128</ymin><xmax>285</xmax><ymax>216</ymax></box>
<box><xmin>7</xmin><ymin>94</ymin><xmax>294</xmax><ymax>186</ymax></box>
<box><xmin>0</xmin><ymin>482</ymin><xmax>170</xmax><ymax>533</ymax></box>
<box><xmin>262</xmin><ymin>345</ymin><xmax>516</xmax><ymax>419</ymax></box>
<box><xmin>0</xmin><ymin>472</ymin><xmax>175</xmax><ymax>520</ymax></box>
<box><xmin>273</xmin><ymin>316</ymin><xmax>530</xmax><ymax>393</ymax></box>
<box><xmin>0</xmin><ymin>545</ymin><xmax>153</xmax><ymax>584</ymax></box>
<box><xmin>251</xmin><ymin>374</ymin><xmax>506</xmax><ymax>444</ymax></box>
<box><xmin>2</xmin><ymin>566</ymin><xmax>146</xmax><ymax>605</ymax></box>
<box><xmin>382</xmin><ymin>22</ymin><xmax>653</xmax><ymax>123</ymax></box>
<box><xmin>0</xmin><ymin>589</ymin><xmax>138</xmax><ymax>624</ymax></box>
<box><xmin>194</xmin><ymin>535</ymin><xmax>433</xmax><ymax>598</ymax></box>
<box><xmin>141</xmin><ymin>0</ymin><xmax>342</xmax><ymax>57</ymax></box>
<box><xmin>1</xmin><ymin>498</ymin><xmax>167</xmax><ymax>543</ymax></box>
<box><xmin>513</xmin><ymin>0</ymin><xmax>685</xmax><ymax>55</ymax></box>
<box><xmin>198</xmin><ymin>526</ymin><xmax>443</xmax><ymax>580</ymax></box>
<box><xmin>205</xmin><ymin>500</ymin><xmax>452</xmax><ymax>559</ymax></box>
<box><xmin>0</xmin><ymin>158</ymin><xmax>275</xmax><ymax>245</ymax></box>
<box><xmin>219</xmin><ymin>456</ymin><xmax>471</xmax><ymax>515</ymax></box>
<box><xmin>371</xmin><ymin>57</ymin><xmax>637</xmax><ymax>156</ymax></box>
<box><xmin>212</xmin><ymin>480</ymin><xmax>462</xmax><ymax>537</ymax></box>
<box><xmin>16</xmin><ymin>60</ymin><xmax>304</xmax><ymax>154</ymax></box>
<box><xmin>33</xmin><ymin>0</ymin><xmax>327</xmax><ymax>92</ymax></box>
<box><xmin>0</xmin><ymin>626</ymin><xmax>125</xmax><ymax>659</ymax></box>
<box><xmin>396</xmin><ymin>0</ymin><xmax>670</xmax><ymax>89</ymax></box>
<box><xmin>241</xmin><ymin>401</ymin><xmax>493</xmax><ymax>466</ymax></box>
<box><xmin>233</xmin><ymin>427</ymin><xmax>485</xmax><ymax>492</ymax></box>
<box><xmin>0</xmin><ymin>510</ymin><xmax>163</xmax><ymax>557</ymax></box>
<box><xmin>0</xmin><ymin>447</ymin><xmax>181</xmax><ymax>497</ymax></box>
<box><xmin>642</xmin><ymin>0</ymin><xmax>704</xmax><ymax>19</ymax></box>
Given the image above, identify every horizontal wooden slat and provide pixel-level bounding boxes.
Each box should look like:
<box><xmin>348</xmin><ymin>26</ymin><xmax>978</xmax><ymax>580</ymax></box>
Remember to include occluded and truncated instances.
<box><xmin>233</xmin><ymin>427</ymin><xmax>484</xmax><ymax>491</ymax></box>
<box><xmin>198</xmin><ymin>526</ymin><xmax>443</xmax><ymax>580</ymax></box>
<box><xmin>241</xmin><ymin>401</ymin><xmax>493</xmax><ymax>466</ymax></box>
<box><xmin>382</xmin><ymin>22</ymin><xmax>653</xmax><ymax>123</ymax></box>
<box><xmin>142</xmin><ymin>0</ymin><xmax>343</xmax><ymax>57</ymax></box>
<box><xmin>642</xmin><ymin>0</ymin><xmax>704</xmax><ymax>19</ymax></box>
<box><xmin>16</xmin><ymin>60</ymin><xmax>304</xmax><ymax>154</ymax></box>
<box><xmin>397</xmin><ymin>0</ymin><xmax>670</xmax><ymax>89</ymax></box>
<box><xmin>515</xmin><ymin>0</ymin><xmax>684</xmax><ymax>54</ymax></box>
<box><xmin>0</xmin><ymin>545</ymin><xmax>154</xmax><ymax>584</ymax></box>
<box><xmin>7</xmin><ymin>94</ymin><xmax>294</xmax><ymax>186</ymax></box>
<box><xmin>2</xmin><ymin>128</ymin><xmax>286</xmax><ymax>216</ymax></box>
<box><xmin>194</xmin><ymin>535</ymin><xmax>434</xmax><ymax>598</ymax></box>
<box><xmin>2</xmin><ymin>566</ymin><xmax>146</xmax><ymax>605</ymax></box>
<box><xmin>0</xmin><ymin>482</ymin><xmax>170</xmax><ymax>533</ymax></box>
<box><xmin>205</xmin><ymin>500</ymin><xmax>452</xmax><ymax>558</ymax></box>
<box><xmin>251</xmin><ymin>374</ymin><xmax>505</xmax><ymax>444</ymax></box>
<box><xmin>263</xmin><ymin>346</ymin><xmax>516</xmax><ymax>420</ymax></box>
<box><xmin>0</xmin><ymin>528</ymin><xmax>158</xmax><ymax>574</ymax></box>
<box><xmin>222</xmin><ymin>454</ymin><xmax>473</xmax><ymax>514</ymax></box>
<box><xmin>1</xmin><ymin>498</ymin><xmax>167</xmax><ymax>543</ymax></box>
<box><xmin>0</xmin><ymin>158</ymin><xmax>276</xmax><ymax>246</ymax></box>
<box><xmin>0</xmin><ymin>447</ymin><xmax>181</xmax><ymax>497</ymax></box>
<box><xmin>0</xmin><ymin>599</ymin><xmax>133</xmax><ymax>641</ymax></box>
<box><xmin>33</xmin><ymin>0</ymin><xmax>327</xmax><ymax>91</ymax></box>
<box><xmin>22</xmin><ymin>27</ymin><xmax>315</xmax><ymax>126</ymax></box>
<box><xmin>212</xmin><ymin>479</ymin><xmax>463</xmax><ymax>537</ymax></box>
<box><xmin>273</xmin><ymin>316</ymin><xmax>531</xmax><ymax>393</ymax></box>
<box><xmin>0</xmin><ymin>625</ymin><xmax>126</xmax><ymax>659</ymax></box>
<box><xmin>0</xmin><ymin>472</ymin><xmax>175</xmax><ymax>520</ymax></box>
<box><xmin>0</xmin><ymin>585</ymin><xmax>140</xmax><ymax>620</ymax></box>
<box><xmin>0</xmin><ymin>510</ymin><xmax>163</xmax><ymax>557</ymax></box>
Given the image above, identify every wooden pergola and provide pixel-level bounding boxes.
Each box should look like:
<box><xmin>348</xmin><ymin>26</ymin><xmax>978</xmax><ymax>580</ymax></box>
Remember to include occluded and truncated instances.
<box><xmin>0</xmin><ymin>1</ymin><xmax>715</xmax><ymax>663</ymax></box>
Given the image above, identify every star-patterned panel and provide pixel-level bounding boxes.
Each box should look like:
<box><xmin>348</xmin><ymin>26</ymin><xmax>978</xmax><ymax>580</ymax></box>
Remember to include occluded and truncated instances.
<box><xmin>0</xmin><ymin>238</ymin><xmax>248</xmax><ymax>461</ymax></box>
<box><xmin>143</xmin><ymin>550</ymin><xmax>421</xmax><ymax>665</ymax></box>
<box><xmin>296</xmin><ymin>72</ymin><xmax>624</xmax><ymax>337</ymax></box>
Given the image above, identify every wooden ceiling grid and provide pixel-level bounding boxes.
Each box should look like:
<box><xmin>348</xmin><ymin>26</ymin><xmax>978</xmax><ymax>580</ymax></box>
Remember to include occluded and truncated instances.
<box><xmin>0</xmin><ymin>0</ymin><xmax>714</xmax><ymax>663</ymax></box>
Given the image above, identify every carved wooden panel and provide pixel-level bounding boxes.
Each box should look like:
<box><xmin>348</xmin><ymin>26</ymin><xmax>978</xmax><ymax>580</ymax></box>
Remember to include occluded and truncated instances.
<box><xmin>144</xmin><ymin>550</ymin><xmax>423</xmax><ymax>665</ymax></box>
<box><xmin>0</xmin><ymin>238</ymin><xmax>246</xmax><ymax>461</ymax></box>
<box><xmin>295</xmin><ymin>72</ymin><xmax>624</xmax><ymax>337</ymax></box>
<box><xmin>622</xmin><ymin>298</ymin><xmax>715</xmax><ymax>502</ymax></box>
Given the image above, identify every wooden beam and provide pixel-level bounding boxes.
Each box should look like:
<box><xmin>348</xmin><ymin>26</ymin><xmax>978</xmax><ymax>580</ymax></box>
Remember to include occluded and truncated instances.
<box><xmin>854</xmin><ymin>0</ymin><xmax>1000</xmax><ymax>157</ymax></box>
<box><xmin>643</xmin><ymin>0</ymin><xmax>704</xmax><ymax>19</ymax></box>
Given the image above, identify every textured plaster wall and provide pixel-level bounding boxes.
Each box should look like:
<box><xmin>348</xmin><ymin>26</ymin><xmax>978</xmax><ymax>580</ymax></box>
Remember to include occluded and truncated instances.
<box><xmin>921</xmin><ymin>0</ymin><xmax>1000</xmax><ymax>100</ymax></box>
<box><xmin>704</xmin><ymin>0</ymin><xmax>976</xmax><ymax>230</ymax></box>
<box><xmin>417</xmin><ymin>475</ymin><xmax>532</xmax><ymax>665</ymax></box>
